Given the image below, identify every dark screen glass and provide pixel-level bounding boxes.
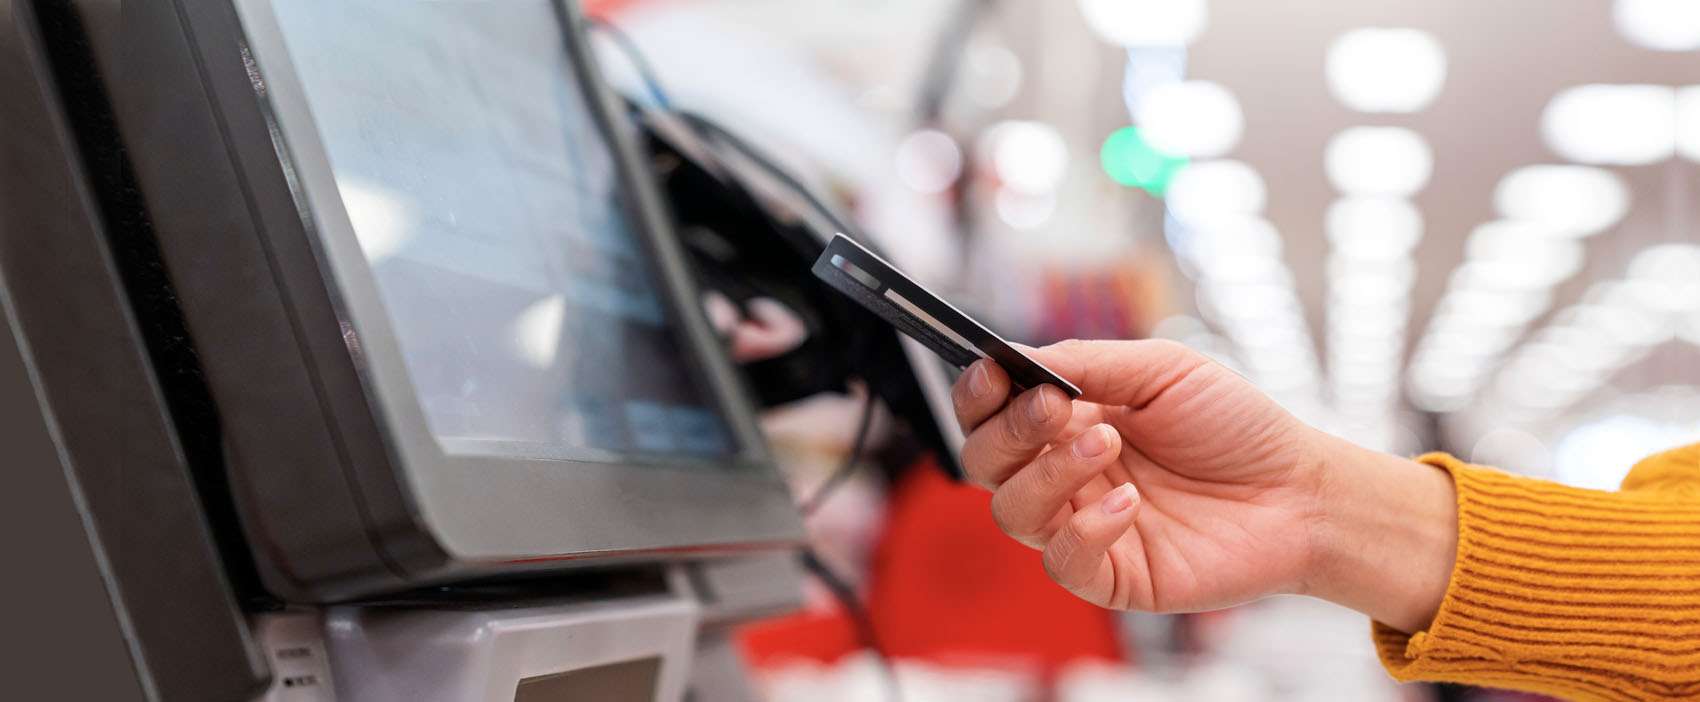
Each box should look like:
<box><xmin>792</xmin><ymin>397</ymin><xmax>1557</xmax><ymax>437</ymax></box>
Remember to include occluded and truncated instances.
<box><xmin>268</xmin><ymin>1</ymin><xmax>735</xmax><ymax>460</ymax></box>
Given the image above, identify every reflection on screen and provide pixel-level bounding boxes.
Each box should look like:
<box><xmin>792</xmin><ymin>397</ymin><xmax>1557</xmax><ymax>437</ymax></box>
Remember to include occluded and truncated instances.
<box><xmin>269</xmin><ymin>1</ymin><xmax>735</xmax><ymax>459</ymax></box>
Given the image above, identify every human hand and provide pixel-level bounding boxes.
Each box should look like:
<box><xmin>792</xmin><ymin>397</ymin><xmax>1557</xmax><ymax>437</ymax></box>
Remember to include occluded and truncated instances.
<box><xmin>703</xmin><ymin>293</ymin><xmax>807</xmax><ymax>363</ymax></box>
<box><xmin>952</xmin><ymin>339</ymin><xmax>1455</xmax><ymax>631</ymax></box>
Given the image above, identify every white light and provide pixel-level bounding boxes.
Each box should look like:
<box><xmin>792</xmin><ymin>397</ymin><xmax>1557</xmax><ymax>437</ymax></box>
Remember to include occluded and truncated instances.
<box><xmin>986</xmin><ymin>121</ymin><xmax>1069</xmax><ymax>193</ymax></box>
<box><xmin>1329</xmin><ymin>256</ymin><xmax>1416</xmax><ymax>288</ymax></box>
<box><xmin>1465</xmin><ymin>221</ymin><xmax>1585</xmax><ymax>279</ymax></box>
<box><xmin>1613</xmin><ymin>0</ymin><xmax>1700</xmax><ymax>51</ymax></box>
<box><xmin>964</xmin><ymin>45</ymin><xmax>1024</xmax><ymax>110</ymax></box>
<box><xmin>1561</xmin><ymin>303</ymin><xmax>1672</xmax><ymax>346</ymax></box>
<box><xmin>1202</xmin><ymin>283</ymin><xmax>1302</xmax><ymax>323</ymax></box>
<box><xmin>1137</xmin><ymin>81</ymin><xmax>1244</xmax><ymax>158</ymax></box>
<box><xmin>1188</xmin><ymin>214</ymin><xmax>1283</xmax><ymax>262</ymax></box>
<box><xmin>1555</xmin><ymin>414</ymin><xmax>1697</xmax><ymax>490</ymax></box>
<box><xmin>1627</xmin><ymin>243</ymin><xmax>1700</xmax><ymax>312</ymax></box>
<box><xmin>994</xmin><ymin>189</ymin><xmax>1057</xmax><ymax>230</ymax></box>
<box><xmin>515</xmin><ymin>295</ymin><xmax>567</xmax><ymax>368</ymax></box>
<box><xmin>1493</xmin><ymin>165</ymin><xmax>1630</xmax><ymax>237</ymax></box>
<box><xmin>1542</xmin><ymin>84</ymin><xmax>1677</xmax><ymax>166</ymax></box>
<box><xmin>1470</xmin><ymin>429</ymin><xmax>1553</xmax><ymax>472</ymax></box>
<box><xmin>1202</xmin><ymin>254</ymin><xmax>1292</xmax><ymax>286</ymax></box>
<box><xmin>1325</xmin><ymin>28</ymin><xmax>1448</xmax><ymax>113</ymax></box>
<box><xmin>1433</xmin><ymin>289</ymin><xmax>1552</xmax><ymax>327</ymax></box>
<box><xmin>1451</xmin><ymin>257</ymin><xmax>1581</xmax><ymax>291</ymax></box>
<box><xmin>1682</xmin><ymin>311</ymin><xmax>1700</xmax><ymax>344</ymax></box>
<box><xmin>339</xmin><ymin>181</ymin><xmax>412</xmax><ymax>262</ymax></box>
<box><xmin>1078</xmin><ymin>0</ymin><xmax>1208</xmax><ymax>47</ymax></box>
<box><xmin>1165</xmin><ymin>160</ymin><xmax>1266</xmax><ymax>226</ymax></box>
<box><xmin>1325</xmin><ymin>127</ymin><xmax>1433</xmax><ymax>196</ymax></box>
<box><xmin>1330</xmin><ymin>273</ymin><xmax>1410</xmax><ymax>307</ymax></box>
<box><xmin>1326</xmin><ymin>197</ymin><xmax>1423</xmax><ymax>260</ymax></box>
<box><xmin>895</xmin><ymin>130</ymin><xmax>963</xmax><ymax>194</ymax></box>
<box><xmin>1679</xmin><ymin>86</ymin><xmax>1700</xmax><ymax>162</ymax></box>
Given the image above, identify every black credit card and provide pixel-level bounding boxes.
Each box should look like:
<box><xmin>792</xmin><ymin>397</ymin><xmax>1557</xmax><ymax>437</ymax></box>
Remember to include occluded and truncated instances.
<box><xmin>812</xmin><ymin>234</ymin><xmax>1081</xmax><ymax>398</ymax></box>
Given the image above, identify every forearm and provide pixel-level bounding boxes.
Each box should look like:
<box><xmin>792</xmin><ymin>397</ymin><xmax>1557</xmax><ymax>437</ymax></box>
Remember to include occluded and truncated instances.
<box><xmin>1307</xmin><ymin>443</ymin><xmax>1700</xmax><ymax>700</ymax></box>
<box><xmin>1304</xmin><ymin>431</ymin><xmax>1458</xmax><ymax>633</ymax></box>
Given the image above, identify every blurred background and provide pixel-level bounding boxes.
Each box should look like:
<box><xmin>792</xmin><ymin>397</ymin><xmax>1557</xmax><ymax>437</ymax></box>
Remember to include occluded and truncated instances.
<box><xmin>589</xmin><ymin>0</ymin><xmax>1700</xmax><ymax>699</ymax></box>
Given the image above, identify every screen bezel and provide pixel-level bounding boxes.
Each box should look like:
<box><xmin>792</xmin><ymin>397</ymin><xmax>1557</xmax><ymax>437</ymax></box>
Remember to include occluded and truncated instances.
<box><xmin>221</xmin><ymin>0</ymin><xmax>802</xmax><ymax>564</ymax></box>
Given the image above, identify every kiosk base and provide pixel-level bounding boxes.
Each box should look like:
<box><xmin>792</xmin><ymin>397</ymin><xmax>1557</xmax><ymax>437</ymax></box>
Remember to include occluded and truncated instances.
<box><xmin>254</xmin><ymin>581</ymin><xmax>699</xmax><ymax>702</ymax></box>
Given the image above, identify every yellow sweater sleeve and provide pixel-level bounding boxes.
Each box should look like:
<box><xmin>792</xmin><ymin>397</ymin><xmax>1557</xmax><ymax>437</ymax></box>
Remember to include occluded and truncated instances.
<box><xmin>1372</xmin><ymin>443</ymin><xmax>1700</xmax><ymax>701</ymax></box>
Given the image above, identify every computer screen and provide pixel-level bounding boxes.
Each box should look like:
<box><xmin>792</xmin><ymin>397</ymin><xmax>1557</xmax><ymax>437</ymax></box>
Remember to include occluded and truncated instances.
<box><xmin>269</xmin><ymin>1</ymin><xmax>735</xmax><ymax>461</ymax></box>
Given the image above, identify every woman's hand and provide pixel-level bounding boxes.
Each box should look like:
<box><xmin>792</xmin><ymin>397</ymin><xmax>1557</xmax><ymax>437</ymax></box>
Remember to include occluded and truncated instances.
<box><xmin>953</xmin><ymin>339</ymin><xmax>1456</xmax><ymax>632</ymax></box>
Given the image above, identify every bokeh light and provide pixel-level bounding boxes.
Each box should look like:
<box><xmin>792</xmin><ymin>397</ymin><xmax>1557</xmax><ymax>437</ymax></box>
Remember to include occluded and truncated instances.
<box><xmin>1326</xmin><ymin>28</ymin><xmax>1448</xmax><ymax>113</ymax></box>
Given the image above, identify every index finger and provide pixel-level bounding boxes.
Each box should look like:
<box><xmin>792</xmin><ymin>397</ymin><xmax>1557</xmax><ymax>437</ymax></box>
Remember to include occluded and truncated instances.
<box><xmin>1026</xmin><ymin>339</ymin><xmax>1210</xmax><ymax>409</ymax></box>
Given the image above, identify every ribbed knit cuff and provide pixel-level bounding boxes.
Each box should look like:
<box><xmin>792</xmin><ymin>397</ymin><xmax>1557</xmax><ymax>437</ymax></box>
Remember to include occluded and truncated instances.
<box><xmin>1372</xmin><ymin>452</ymin><xmax>1700</xmax><ymax>701</ymax></box>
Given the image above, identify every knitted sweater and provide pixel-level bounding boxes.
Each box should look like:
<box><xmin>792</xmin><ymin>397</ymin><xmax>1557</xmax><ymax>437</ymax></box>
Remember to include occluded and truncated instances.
<box><xmin>1374</xmin><ymin>444</ymin><xmax>1700</xmax><ymax>701</ymax></box>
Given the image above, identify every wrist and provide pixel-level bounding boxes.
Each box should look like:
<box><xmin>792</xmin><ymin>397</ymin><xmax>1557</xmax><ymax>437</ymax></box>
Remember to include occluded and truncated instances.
<box><xmin>1301</xmin><ymin>433</ymin><xmax>1459</xmax><ymax>633</ymax></box>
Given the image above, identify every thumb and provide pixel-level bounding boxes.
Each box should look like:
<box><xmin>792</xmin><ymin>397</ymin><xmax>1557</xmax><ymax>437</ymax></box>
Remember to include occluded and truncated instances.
<box><xmin>1025</xmin><ymin>339</ymin><xmax>1210</xmax><ymax>409</ymax></box>
<box><xmin>1042</xmin><ymin>482</ymin><xmax>1142</xmax><ymax>607</ymax></box>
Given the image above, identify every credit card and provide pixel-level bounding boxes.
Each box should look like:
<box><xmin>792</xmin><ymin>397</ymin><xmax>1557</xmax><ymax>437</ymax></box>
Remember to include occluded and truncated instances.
<box><xmin>811</xmin><ymin>234</ymin><xmax>1081</xmax><ymax>398</ymax></box>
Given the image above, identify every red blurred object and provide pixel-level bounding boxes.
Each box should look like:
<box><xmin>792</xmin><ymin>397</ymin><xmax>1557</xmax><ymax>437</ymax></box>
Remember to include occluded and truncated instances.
<box><xmin>580</xmin><ymin>0</ymin><xmax>643</xmax><ymax>19</ymax></box>
<box><xmin>740</xmin><ymin>460</ymin><xmax>1126</xmax><ymax>678</ymax></box>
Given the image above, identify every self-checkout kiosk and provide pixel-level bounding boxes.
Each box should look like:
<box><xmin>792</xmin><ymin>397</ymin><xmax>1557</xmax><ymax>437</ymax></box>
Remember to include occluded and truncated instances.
<box><xmin>0</xmin><ymin>1</ymin><xmax>952</xmax><ymax>700</ymax></box>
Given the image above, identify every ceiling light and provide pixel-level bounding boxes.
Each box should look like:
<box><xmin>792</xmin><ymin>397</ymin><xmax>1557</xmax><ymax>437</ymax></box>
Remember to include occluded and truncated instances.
<box><xmin>1466</xmin><ymin>221</ymin><xmax>1585</xmax><ymax>278</ymax></box>
<box><xmin>1165</xmin><ymin>160</ymin><xmax>1266</xmax><ymax>225</ymax></box>
<box><xmin>1465</xmin><ymin>220</ymin><xmax>1576</xmax><ymax>260</ymax></box>
<box><xmin>1451</xmin><ymin>257</ymin><xmax>1582</xmax><ymax>291</ymax></box>
<box><xmin>1326</xmin><ymin>197</ymin><xmax>1423</xmax><ymax>259</ymax></box>
<box><xmin>1137</xmin><ymin>81</ymin><xmax>1245</xmax><ymax>158</ymax></box>
<box><xmin>1493</xmin><ymin>165</ymin><xmax>1630</xmax><ymax>237</ymax></box>
<box><xmin>1680</xmin><ymin>86</ymin><xmax>1700</xmax><ymax>163</ymax></box>
<box><xmin>1200</xmin><ymin>253</ymin><xmax>1291</xmax><ymax>286</ymax></box>
<box><xmin>1613</xmin><ymin>0</ymin><xmax>1700</xmax><ymax>51</ymax></box>
<box><xmin>1325</xmin><ymin>28</ymin><xmax>1448</xmax><ymax>113</ymax></box>
<box><xmin>1330</xmin><ymin>273</ymin><xmax>1411</xmax><ymax>307</ymax></box>
<box><xmin>986</xmin><ymin>121</ymin><xmax>1070</xmax><ymax>193</ymax></box>
<box><xmin>1627</xmin><ymin>243</ymin><xmax>1700</xmax><ymax>312</ymax></box>
<box><xmin>1201</xmin><ymin>281</ymin><xmax>1302</xmax><ymax>321</ymax></box>
<box><xmin>895</xmin><ymin>129</ymin><xmax>964</xmax><ymax>194</ymax></box>
<box><xmin>1122</xmin><ymin>46</ymin><xmax>1188</xmax><ymax>116</ymax></box>
<box><xmin>1433</xmin><ymin>289</ymin><xmax>1552</xmax><ymax>326</ymax></box>
<box><xmin>1329</xmin><ymin>255</ymin><xmax>1416</xmax><ymax>288</ymax></box>
<box><xmin>1559</xmin><ymin>304</ymin><xmax>1672</xmax><ymax>346</ymax></box>
<box><xmin>1186</xmin><ymin>213</ymin><xmax>1283</xmax><ymax>261</ymax></box>
<box><xmin>1542</xmin><ymin>84</ymin><xmax>1678</xmax><ymax>165</ymax></box>
<box><xmin>1078</xmin><ymin>0</ymin><xmax>1208</xmax><ymax>47</ymax></box>
<box><xmin>1555</xmin><ymin>414</ymin><xmax>1700</xmax><ymax>491</ymax></box>
<box><xmin>994</xmin><ymin>189</ymin><xmax>1057</xmax><ymax>230</ymax></box>
<box><xmin>961</xmin><ymin>45</ymin><xmax>1024</xmax><ymax>110</ymax></box>
<box><xmin>1325</xmin><ymin>127</ymin><xmax>1434</xmax><ymax>196</ymax></box>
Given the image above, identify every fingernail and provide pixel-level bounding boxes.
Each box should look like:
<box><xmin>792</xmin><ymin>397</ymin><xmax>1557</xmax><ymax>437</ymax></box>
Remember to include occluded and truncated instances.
<box><xmin>1101</xmin><ymin>483</ymin><xmax>1138</xmax><ymax>515</ymax></box>
<box><xmin>1072</xmin><ymin>425</ymin><xmax>1110</xmax><ymax>458</ymax></box>
<box><xmin>1026</xmin><ymin>389</ymin><xmax>1054</xmax><ymax>425</ymax></box>
<box><xmin>969</xmin><ymin>363</ymin><xmax>992</xmax><ymax>398</ymax></box>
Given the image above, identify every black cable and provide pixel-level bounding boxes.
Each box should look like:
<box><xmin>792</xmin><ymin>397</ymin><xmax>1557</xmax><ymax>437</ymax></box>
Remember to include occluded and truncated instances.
<box><xmin>799</xmin><ymin>547</ymin><xmax>903</xmax><ymax>702</ymax></box>
<box><xmin>674</xmin><ymin>110</ymin><xmax>867</xmax><ymax>243</ymax></box>
<box><xmin>587</xmin><ymin>17</ymin><xmax>673</xmax><ymax>109</ymax></box>
<box><xmin>799</xmin><ymin>390</ymin><xmax>878</xmax><ymax>516</ymax></box>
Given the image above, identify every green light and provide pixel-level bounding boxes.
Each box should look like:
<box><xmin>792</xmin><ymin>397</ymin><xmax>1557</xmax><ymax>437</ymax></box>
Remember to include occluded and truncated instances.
<box><xmin>1100</xmin><ymin>126</ymin><xmax>1188</xmax><ymax>195</ymax></box>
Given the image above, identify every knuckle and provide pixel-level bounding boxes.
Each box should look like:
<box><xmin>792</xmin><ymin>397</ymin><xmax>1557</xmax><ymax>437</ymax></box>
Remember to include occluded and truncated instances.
<box><xmin>1042</xmin><ymin>524</ymin><xmax>1080</xmax><ymax>581</ymax></box>
<box><xmin>1033</xmin><ymin>452</ymin><xmax>1069</xmax><ymax>492</ymax></box>
<box><xmin>999</xmin><ymin>411</ymin><xmax>1029</xmax><ymax>447</ymax></box>
<box><xmin>989</xmin><ymin>490</ymin><xmax>1019</xmax><ymax>536</ymax></box>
